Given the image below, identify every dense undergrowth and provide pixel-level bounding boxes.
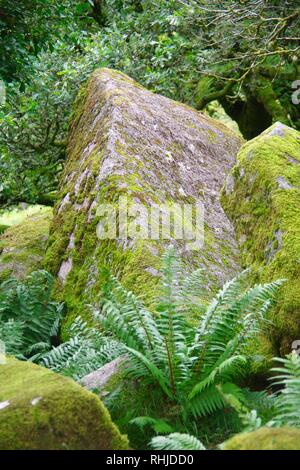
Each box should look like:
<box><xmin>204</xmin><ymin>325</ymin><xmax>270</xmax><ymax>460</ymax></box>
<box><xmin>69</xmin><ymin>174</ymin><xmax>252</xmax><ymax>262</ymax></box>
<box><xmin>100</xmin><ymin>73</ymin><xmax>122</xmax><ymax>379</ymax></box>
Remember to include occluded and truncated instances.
<box><xmin>1</xmin><ymin>247</ymin><xmax>300</xmax><ymax>449</ymax></box>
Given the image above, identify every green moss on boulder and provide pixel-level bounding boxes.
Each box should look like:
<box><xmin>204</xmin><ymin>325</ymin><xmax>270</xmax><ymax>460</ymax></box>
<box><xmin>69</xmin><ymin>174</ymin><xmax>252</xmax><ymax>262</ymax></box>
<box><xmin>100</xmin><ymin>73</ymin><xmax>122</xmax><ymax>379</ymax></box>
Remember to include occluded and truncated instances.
<box><xmin>0</xmin><ymin>207</ymin><xmax>52</xmax><ymax>281</ymax></box>
<box><xmin>0</xmin><ymin>357</ymin><xmax>128</xmax><ymax>450</ymax></box>
<box><xmin>222</xmin><ymin>427</ymin><xmax>300</xmax><ymax>450</ymax></box>
<box><xmin>45</xmin><ymin>68</ymin><xmax>242</xmax><ymax>337</ymax></box>
<box><xmin>222</xmin><ymin>122</ymin><xmax>300</xmax><ymax>356</ymax></box>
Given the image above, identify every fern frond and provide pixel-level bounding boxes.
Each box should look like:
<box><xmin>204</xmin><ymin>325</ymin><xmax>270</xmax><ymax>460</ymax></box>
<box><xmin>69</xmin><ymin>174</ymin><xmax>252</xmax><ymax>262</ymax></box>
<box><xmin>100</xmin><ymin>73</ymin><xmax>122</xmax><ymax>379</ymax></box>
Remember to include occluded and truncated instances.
<box><xmin>130</xmin><ymin>416</ymin><xmax>174</xmax><ymax>434</ymax></box>
<box><xmin>0</xmin><ymin>270</ymin><xmax>63</xmax><ymax>355</ymax></box>
<box><xmin>150</xmin><ymin>433</ymin><xmax>206</xmax><ymax>450</ymax></box>
<box><xmin>39</xmin><ymin>316</ymin><xmax>124</xmax><ymax>379</ymax></box>
<box><xmin>194</xmin><ymin>270</ymin><xmax>250</xmax><ymax>342</ymax></box>
<box><xmin>125</xmin><ymin>345</ymin><xmax>173</xmax><ymax>398</ymax></box>
<box><xmin>191</xmin><ymin>279</ymin><xmax>283</xmax><ymax>375</ymax></box>
<box><xmin>156</xmin><ymin>247</ymin><xmax>192</xmax><ymax>391</ymax></box>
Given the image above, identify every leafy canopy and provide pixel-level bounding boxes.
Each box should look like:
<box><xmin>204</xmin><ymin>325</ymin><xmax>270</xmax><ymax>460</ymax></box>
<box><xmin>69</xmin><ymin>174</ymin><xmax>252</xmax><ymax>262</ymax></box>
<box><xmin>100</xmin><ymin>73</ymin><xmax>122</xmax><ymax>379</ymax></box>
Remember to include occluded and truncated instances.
<box><xmin>1</xmin><ymin>1</ymin><xmax>299</xmax><ymax>204</ymax></box>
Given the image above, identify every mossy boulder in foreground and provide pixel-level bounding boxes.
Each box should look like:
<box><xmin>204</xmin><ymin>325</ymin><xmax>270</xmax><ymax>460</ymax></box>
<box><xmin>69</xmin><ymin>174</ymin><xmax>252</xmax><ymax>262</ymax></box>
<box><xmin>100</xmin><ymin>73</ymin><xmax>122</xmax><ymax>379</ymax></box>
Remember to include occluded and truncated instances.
<box><xmin>222</xmin><ymin>123</ymin><xmax>300</xmax><ymax>355</ymax></box>
<box><xmin>0</xmin><ymin>207</ymin><xmax>52</xmax><ymax>281</ymax></box>
<box><xmin>45</xmin><ymin>68</ymin><xmax>242</xmax><ymax>336</ymax></box>
<box><xmin>0</xmin><ymin>357</ymin><xmax>128</xmax><ymax>450</ymax></box>
<box><xmin>222</xmin><ymin>427</ymin><xmax>300</xmax><ymax>450</ymax></box>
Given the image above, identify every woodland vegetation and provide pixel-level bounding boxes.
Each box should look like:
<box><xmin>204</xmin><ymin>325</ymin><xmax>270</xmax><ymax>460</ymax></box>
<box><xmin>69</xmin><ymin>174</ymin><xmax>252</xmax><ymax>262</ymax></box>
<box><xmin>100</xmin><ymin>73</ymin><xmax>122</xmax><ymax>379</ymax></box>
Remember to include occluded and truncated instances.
<box><xmin>1</xmin><ymin>0</ymin><xmax>299</xmax><ymax>205</ymax></box>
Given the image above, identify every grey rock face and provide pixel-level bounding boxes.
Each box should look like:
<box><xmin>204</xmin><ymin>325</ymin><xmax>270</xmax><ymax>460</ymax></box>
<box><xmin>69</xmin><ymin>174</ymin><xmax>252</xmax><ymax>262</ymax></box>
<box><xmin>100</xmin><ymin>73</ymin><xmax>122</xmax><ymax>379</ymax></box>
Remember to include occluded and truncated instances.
<box><xmin>45</xmin><ymin>68</ymin><xmax>242</xmax><ymax>334</ymax></box>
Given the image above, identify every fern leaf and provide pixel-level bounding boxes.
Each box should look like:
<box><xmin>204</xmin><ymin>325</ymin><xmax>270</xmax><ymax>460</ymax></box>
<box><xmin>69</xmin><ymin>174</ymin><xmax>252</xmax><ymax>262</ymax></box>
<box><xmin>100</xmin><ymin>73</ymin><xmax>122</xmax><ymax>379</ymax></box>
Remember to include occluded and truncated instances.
<box><xmin>150</xmin><ymin>433</ymin><xmax>206</xmax><ymax>450</ymax></box>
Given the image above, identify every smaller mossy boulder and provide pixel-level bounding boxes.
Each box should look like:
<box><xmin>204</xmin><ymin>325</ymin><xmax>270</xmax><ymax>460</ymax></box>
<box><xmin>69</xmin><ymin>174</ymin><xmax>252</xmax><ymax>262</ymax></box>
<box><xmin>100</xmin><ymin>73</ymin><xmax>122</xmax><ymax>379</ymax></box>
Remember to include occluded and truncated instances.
<box><xmin>222</xmin><ymin>427</ymin><xmax>300</xmax><ymax>450</ymax></box>
<box><xmin>45</xmin><ymin>68</ymin><xmax>242</xmax><ymax>337</ymax></box>
<box><xmin>0</xmin><ymin>357</ymin><xmax>128</xmax><ymax>450</ymax></box>
<box><xmin>222</xmin><ymin>122</ymin><xmax>300</xmax><ymax>356</ymax></box>
<box><xmin>0</xmin><ymin>207</ymin><xmax>52</xmax><ymax>281</ymax></box>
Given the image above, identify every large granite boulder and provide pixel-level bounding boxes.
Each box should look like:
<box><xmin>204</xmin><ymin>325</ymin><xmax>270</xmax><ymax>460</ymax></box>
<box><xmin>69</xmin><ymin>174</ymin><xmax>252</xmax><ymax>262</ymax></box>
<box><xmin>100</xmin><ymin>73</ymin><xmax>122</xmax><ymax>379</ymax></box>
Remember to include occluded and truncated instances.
<box><xmin>0</xmin><ymin>357</ymin><xmax>128</xmax><ymax>450</ymax></box>
<box><xmin>222</xmin><ymin>122</ymin><xmax>300</xmax><ymax>355</ymax></box>
<box><xmin>222</xmin><ymin>427</ymin><xmax>300</xmax><ymax>450</ymax></box>
<box><xmin>0</xmin><ymin>207</ymin><xmax>52</xmax><ymax>281</ymax></box>
<box><xmin>45</xmin><ymin>68</ymin><xmax>242</xmax><ymax>336</ymax></box>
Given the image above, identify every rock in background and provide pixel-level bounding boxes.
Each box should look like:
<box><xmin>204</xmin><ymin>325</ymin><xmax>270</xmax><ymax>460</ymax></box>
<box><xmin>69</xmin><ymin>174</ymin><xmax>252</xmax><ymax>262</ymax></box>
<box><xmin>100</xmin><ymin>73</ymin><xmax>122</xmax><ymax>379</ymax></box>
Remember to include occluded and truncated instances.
<box><xmin>45</xmin><ymin>68</ymin><xmax>242</xmax><ymax>336</ymax></box>
<box><xmin>222</xmin><ymin>122</ymin><xmax>300</xmax><ymax>355</ymax></box>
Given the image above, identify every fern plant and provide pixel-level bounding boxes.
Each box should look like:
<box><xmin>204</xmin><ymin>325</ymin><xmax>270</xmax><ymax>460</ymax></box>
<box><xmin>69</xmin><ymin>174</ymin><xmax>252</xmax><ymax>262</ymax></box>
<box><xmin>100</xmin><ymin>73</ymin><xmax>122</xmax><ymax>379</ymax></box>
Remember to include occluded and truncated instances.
<box><xmin>150</xmin><ymin>433</ymin><xmax>206</xmax><ymax>450</ymax></box>
<box><xmin>96</xmin><ymin>247</ymin><xmax>283</xmax><ymax>420</ymax></box>
<box><xmin>215</xmin><ymin>353</ymin><xmax>300</xmax><ymax>433</ymax></box>
<box><xmin>39</xmin><ymin>317</ymin><xmax>123</xmax><ymax>380</ymax></box>
<box><xmin>0</xmin><ymin>318</ymin><xmax>25</xmax><ymax>355</ymax></box>
<box><xmin>0</xmin><ymin>270</ymin><xmax>63</xmax><ymax>358</ymax></box>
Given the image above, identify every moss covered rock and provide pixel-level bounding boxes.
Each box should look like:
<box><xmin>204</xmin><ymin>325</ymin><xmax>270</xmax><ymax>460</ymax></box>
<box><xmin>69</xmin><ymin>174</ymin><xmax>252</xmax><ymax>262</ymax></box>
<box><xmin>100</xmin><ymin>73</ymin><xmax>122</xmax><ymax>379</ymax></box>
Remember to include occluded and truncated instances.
<box><xmin>222</xmin><ymin>122</ymin><xmax>300</xmax><ymax>355</ymax></box>
<box><xmin>222</xmin><ymin>427</ymin><xmax>300</xmax><ymax>450</ymax></box>
<box><xmin>45</xmin><ymin>68</ymin><xmax>242</xmax><ymax>337</ymax></box>
<box><xmin>0</xmin><ymin>207</ymin><xmax>52</xmax><ymax>281</ymax></box>
<box><xmin>0</xmin><ymin>357</ymin><xmax>128</xmax><ymax>450</ymax></box>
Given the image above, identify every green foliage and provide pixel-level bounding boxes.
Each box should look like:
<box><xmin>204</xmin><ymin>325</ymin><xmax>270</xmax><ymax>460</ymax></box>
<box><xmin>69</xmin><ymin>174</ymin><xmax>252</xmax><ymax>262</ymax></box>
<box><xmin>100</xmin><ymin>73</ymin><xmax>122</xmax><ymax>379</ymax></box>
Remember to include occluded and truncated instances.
<box><xmin>2</xmin><ymin>0</ymin><xmax>299</xmax><ymax>203</ymax></box>
<box><xmin>0</xmin><ymin>270</ymin><xmax>63</xmax><ymax>358</ymax></box>
<box><xmin>0</xmin><ymin>44</ymin><xmax>84</xmax><ymax>204</ymax></box>
<box><xmin>173</xmin><ymin>353</ymin><xmax>300</xmax><ymax>448</ymax></box>
<box><xmin>0</xmin><ymin>356</ymin><xmax>129</xmax><ymax>450</ymax></box>
<box><xmin>0</xmin><ymin>318</ymin><xmax>24</xmax><ymax>355</ymax></box>
<box><xmin>150</xmin><ymin>432</ymin><xmax>206</xmax><ymax>450</ymax></box>
<box><xmin>130</xmin><ymin>416</ymin><xmax>175</xmax><ymax>435</ymax></box>
<box><xmin>96</xmin><ymin>247</ymin><xmax>283</xmax><ymax>421</ymax></box>
<box><xmin>221</xmin><ymin>426</ymin><xmax>300</xmax><ymax>450</ymax></box>
<box><xmin>219</xmin><ymin>353</ymin><xmax>300</xmax><ymax>432</ymax></box>
<box><xmin>0</xmin><ymin>1</ymin><xmax>97</xmax><ymax>204</ymax></box>
<box><xmin>219</xmin><ymin>387</ymin><xmax>266</xmax><ymax>433</ymax></box>
<box><xmin>0</xmin><ymin>268</ymin><xmax>121</xmax><ymax>379</ymax></box>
